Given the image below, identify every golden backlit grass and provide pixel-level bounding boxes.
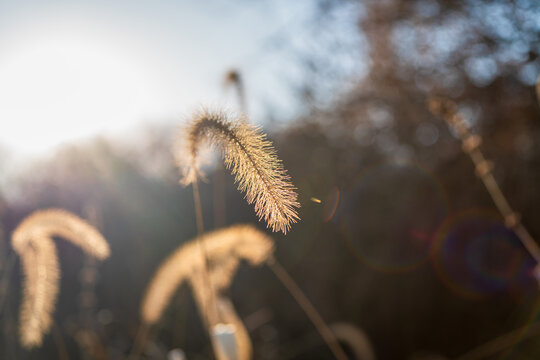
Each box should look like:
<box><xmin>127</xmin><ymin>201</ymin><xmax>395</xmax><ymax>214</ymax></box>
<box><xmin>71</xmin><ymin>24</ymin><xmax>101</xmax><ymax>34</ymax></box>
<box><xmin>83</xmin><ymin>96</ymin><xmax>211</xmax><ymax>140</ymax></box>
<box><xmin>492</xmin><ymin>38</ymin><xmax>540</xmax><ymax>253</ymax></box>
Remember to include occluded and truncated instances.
<box><xmin>140</xmin><ymin>224</ymin><xmax>273</xmax><ymax>325</ymax></box>
<box><xmin>176</xmin><ymin>109</ymin><xmax>300</xmax><ymax>233</ymax></box>
<box><xmin>140</xmin><ymin>224</ymin><xmax>273</xmax><ymax>359</ymax></box>
<box><xmin>11</xmin><ymin>209</ymin><xmax>110</xmax><ymax>348</ymax></box>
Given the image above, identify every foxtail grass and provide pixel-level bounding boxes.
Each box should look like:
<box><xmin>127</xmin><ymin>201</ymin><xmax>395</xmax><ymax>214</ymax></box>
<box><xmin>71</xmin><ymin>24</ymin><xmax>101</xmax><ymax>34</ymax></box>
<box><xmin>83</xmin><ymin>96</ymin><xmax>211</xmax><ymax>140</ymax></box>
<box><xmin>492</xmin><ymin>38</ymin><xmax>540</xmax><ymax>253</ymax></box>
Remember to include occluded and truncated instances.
<box><xmin>140</xmin><ymin>223</ymin><xmax>348</xmax><ymax>359</ymax></box>
<box><xmin>140</xmin><ymin>224</ymin><xmax>272</xmax><ymax>359</ymax></box>
<box><xmin>17</xmin><ymin>235</ymin><xmax>59</xmax><ymax>348</ymax></box>
<box><xmin>11</xmin><ymin>209</ymin><xmax>110</xmax><ymax>348</ymax></box>
<box><xmin>176</xmin><ymin>109</ymin><xmax>300</xmax><ymax>234</ymax></box>
<box><xmin>12</xmin><ymin>209</ymin><xmax>110</xmax><ymax>260</ymax></box>
<box><xmin>140</xmin><ymin>224</ymin><xmax>273</xmax><ymax>325</ymax></box>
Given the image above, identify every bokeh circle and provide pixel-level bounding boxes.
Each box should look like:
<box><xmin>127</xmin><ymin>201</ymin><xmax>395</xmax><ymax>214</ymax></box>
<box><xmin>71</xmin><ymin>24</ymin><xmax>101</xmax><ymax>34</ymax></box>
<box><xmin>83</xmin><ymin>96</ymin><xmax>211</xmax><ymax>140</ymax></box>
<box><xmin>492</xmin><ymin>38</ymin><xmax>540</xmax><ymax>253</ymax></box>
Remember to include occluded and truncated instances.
<box><xmin>337</xmin><ymin>159</ymin><xmax>449</xmax><ymax>273</ymax></box>
<box><xmin>431</xmin><ymin>208</ymin><xmax>536</xmax><ymax>299</ymax></box>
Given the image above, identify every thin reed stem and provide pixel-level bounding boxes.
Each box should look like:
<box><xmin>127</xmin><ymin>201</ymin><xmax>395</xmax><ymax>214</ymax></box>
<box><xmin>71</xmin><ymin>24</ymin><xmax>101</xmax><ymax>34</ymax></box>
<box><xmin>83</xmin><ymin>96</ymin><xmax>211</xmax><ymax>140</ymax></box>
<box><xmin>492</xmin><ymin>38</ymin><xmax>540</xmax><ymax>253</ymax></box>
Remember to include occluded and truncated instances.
<box><xmin>78</xmin><ymin>205</ymin><xmax>107</xmax><ymax>359</ymax></box>
<box><xmin>213</xmin><ymin>166</ymin><xmax>227</xmax><ymax>229</ymax></box>
<box><xmin>224</xmin><ymin>70</ymin><xmax>247</xmax><ymax>117</ymax></box>
<box><xmin>267</xmin><ymin>258</ymin><xmax>348</xmax><ymax>360</ymax></box>
<box><xmin>85</xmin><ymin>331</ymin><xmax>110</xmax><ymax>360</ymax></box>
<box><xmin>469</xmin><ymin>147</ymin><xmax>540</xmax><ymax>263</ymax></box>
<box><xmin>192</xmin><ymin>179</ymin><xmax>219</xmax><ymax>326</ymax></box>
<box><xmin>52</xmin><ymin>322</ymin><xmax>70</xmax><ymax>360</ymax></box>
<box><xmin>514</xmin><ymin>226</ymin><xmax>540</xmax><ymax>265</ymax></box>
<box><xmin>128</xmin><ymin>323</ymin><xmax>149</xmax><ymax>360</ymax></box>
<box><xmin>429</xmin><ymin>98</ymin><xmax>540</xmax><ymax>267</ymax></box>
<box><xmin>193</xmin><ymin>179</ymin><xmax>205</xmax><ymax>236</ymax></box>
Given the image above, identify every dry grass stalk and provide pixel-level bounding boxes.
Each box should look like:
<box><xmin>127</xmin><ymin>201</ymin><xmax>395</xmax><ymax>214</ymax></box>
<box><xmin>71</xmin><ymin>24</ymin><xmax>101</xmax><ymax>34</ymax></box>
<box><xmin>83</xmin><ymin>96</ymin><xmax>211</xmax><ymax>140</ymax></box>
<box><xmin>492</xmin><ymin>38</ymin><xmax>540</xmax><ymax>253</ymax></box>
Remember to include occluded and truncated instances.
<box><xmin>11</xmin><ymin>209</ymin><xmax>111</xmax><ymax>348</ymax></box>
<box><xmin>176</xmin><ymin>109</ymin><xmax>300</xmax><ymax>233</ymax></box>
<box><xmin>428</xmin><ymin>97</ymin><xmax>540</xmax><ymax>268</ymax></box>
<box><xmin>140</xmin><ymin>224</ymin><xmax>274</xmax><ymax>325</ymax></box>
<box><xmin>268</xmin><ymin>259</ymin><xmax>349</xmax><ymax>360</ymax></box>
<box><xmin>141</xmin><ymin>225</ymin><xmax>271</xmax><ymax>360</ymax></box>
<box><xmin>224</xmin><ymin>69</ymin><xmax>247</xmax><ymax>116</ymax></box>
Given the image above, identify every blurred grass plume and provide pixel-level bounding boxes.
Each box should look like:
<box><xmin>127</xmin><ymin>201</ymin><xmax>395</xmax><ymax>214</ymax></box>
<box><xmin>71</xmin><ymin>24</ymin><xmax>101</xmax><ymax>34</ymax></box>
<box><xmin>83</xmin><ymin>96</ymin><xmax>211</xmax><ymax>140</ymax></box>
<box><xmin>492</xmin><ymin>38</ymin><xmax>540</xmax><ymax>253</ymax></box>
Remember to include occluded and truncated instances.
<box><xmin>11</xmin><ymin>209</ymin><xmax>110</xmax><ymax>348</ymax></box>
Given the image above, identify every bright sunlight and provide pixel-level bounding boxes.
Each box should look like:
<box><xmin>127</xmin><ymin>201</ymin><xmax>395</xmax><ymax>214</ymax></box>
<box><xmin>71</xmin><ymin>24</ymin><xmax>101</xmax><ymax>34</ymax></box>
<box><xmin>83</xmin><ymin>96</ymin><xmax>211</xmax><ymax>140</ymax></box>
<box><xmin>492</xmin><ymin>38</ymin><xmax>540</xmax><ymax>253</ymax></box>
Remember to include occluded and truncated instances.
<box><xmin>0</xmin><ymin>34</ymin><xmax>159</xmax><ymax>155</ymax></box>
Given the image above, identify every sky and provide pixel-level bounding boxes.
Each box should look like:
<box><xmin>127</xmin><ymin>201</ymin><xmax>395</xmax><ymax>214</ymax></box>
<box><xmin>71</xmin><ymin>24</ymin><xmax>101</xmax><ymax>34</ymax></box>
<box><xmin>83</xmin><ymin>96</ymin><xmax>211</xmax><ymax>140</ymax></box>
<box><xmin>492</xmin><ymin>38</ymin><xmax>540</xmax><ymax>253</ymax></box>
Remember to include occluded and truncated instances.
<box><xmin>0</xmin><ymin>0</ymin><xmax>319</xmax><ymax>157</ymax></box>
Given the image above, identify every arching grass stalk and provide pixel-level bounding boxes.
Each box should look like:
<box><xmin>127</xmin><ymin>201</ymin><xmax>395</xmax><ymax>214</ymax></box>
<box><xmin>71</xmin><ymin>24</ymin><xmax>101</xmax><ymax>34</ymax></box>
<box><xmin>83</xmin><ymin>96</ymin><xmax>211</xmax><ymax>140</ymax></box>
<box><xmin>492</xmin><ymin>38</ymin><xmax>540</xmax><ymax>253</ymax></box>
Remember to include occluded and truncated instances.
<box><xmin>429</xmin><ymin>98</ymin><xmax>540</xmax><ymax>274</ymax></box>
<box><xmin>267</xmin><ymin>257</ymin><xmax>348</xmax><ymax>360</ymax></box>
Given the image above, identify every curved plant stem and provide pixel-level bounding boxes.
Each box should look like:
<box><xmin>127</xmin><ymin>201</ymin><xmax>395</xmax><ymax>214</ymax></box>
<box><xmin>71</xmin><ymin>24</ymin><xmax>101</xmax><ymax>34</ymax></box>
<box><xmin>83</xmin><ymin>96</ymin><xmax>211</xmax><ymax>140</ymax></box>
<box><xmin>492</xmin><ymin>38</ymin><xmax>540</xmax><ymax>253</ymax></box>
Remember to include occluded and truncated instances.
<box><xmin>52</xmin><ymin>322</ymin><xmax>70</xmax><ymax>360</ymax></box>
<box><xmin>268</xmin><ymin>258</ymin><xmax>348</xmax><ymax>360</ymax></box>
<box><xmin>193</xmin><ymin>179</ymin><xmax>205</xmax><ymax>236</ymax></box>
<box><xmin>468</xmin><ymin>149</ymin><xmax>540</xmax><ymax>263</ymax></box>
<box><xmin>213</xmin><ymin>167</ymin><xmax>227</xmax><ymax>229</ymax></box>
<box><xmin>192</xmin><ymin>179</ymin><xmax>219</xmax><ymax>326</ymax></box>
<box><xmin>128</xmin><ymin>324</ymin><xmax>149</xmax><ymax>360</ymax></box>
<box><xmin>429</xmin><ymin>98</ymin><xmax>540</xmax><ymax>268</ymax></box>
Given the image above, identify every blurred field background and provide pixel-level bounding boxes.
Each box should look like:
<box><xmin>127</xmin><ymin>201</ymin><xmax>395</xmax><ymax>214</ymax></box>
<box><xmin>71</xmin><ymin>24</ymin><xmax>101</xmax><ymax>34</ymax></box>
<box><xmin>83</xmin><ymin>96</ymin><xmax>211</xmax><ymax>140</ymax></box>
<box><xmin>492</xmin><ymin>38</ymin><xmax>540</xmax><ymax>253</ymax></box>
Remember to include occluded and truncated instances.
<box><xmin>1</xmin><ymin>0</ymin><xmax>540</xmax><ymax>359</ymax></box>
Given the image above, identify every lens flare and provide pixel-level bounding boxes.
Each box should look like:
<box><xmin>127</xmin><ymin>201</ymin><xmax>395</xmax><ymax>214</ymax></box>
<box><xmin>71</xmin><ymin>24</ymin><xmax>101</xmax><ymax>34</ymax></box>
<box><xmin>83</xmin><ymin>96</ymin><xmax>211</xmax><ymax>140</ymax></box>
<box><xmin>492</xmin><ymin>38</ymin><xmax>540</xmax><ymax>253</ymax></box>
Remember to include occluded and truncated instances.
<box><xmin>285</xmin><ymin>186</ymin><xmax>343</xmax><ymax>266</ymax></box>
<box><xmin>337</xmin><ymin>160</ymin><xmax>449</xmax><ymax>273</ymax></box>
<box><xmin>431</xmin><ymin>209</ymin><xmax>536</xmax><ymax>299</ymax></box>
<box><xmin>323</xmin><ymin>187</ymin><xmax>340</xmax><ymax>222</ymax></box>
